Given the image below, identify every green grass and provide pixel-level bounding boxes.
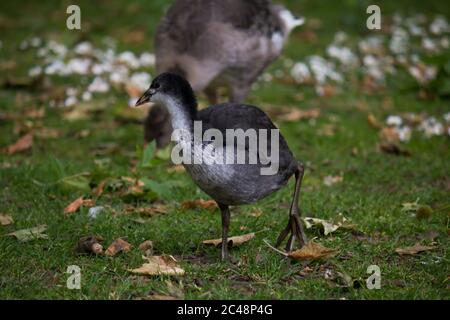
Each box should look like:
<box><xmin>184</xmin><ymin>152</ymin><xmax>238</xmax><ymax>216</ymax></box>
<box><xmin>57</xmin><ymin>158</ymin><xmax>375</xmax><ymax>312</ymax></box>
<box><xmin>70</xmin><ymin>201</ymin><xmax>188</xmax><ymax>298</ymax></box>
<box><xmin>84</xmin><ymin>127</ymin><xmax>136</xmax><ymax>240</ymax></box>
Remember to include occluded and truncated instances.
<box><xmin>0</xmin><ymin>0</ymin><xmax>449</xmax><ymax>300</ymax></box>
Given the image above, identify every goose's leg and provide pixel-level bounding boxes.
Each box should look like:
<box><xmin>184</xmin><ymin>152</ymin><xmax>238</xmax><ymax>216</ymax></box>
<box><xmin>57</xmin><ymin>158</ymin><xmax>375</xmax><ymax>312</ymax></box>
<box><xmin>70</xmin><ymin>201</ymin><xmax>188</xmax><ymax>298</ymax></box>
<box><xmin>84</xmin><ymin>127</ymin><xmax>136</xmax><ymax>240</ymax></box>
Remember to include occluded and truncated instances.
<box><xmin>275</xmin><ymin>163</ymin><xmax>308</xmax><ymax>250</ymax></box>
<box><xmin>218</xmin><ymin>203</ymin><xmax>231</xmax><ymax>261</ymax></box>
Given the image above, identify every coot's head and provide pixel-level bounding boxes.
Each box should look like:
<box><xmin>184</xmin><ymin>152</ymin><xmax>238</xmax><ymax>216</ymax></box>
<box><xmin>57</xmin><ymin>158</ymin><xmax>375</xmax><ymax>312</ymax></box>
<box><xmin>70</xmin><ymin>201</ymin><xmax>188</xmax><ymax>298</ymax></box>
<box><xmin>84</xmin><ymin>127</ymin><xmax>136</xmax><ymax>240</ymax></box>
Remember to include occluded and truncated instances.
<box><xmin>135</xmin><ymin>73</ymin><xmax>197</xmax><ymax>118</ymax></box>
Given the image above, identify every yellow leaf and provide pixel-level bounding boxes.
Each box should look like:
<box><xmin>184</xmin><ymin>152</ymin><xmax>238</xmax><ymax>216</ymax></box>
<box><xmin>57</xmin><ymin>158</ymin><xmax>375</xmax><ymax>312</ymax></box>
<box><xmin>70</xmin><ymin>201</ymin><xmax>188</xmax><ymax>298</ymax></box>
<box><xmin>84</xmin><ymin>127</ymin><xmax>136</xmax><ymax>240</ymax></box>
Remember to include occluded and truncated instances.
<box><xmin>288</xmin><ymin>241</ymin><xmax>337</xmax><ymax>261</ymax></box>
<box><xmin>0</xmin><ymin>214</ymin><xmax>14</xmax><ymax>226</ymax></box>
<box><xmin>395</xmin><ymin>244</ymin><xmax>436</xmax><ymax>255</ymax></box>
<box><xmin>129</xmin><ymin>255</ymin><xmax>185</xmax><ymax>276</ymax></box>
<box><xmin>202</xmin><ymin>233</ymin><xmax>255</xmax><ymax>247</ymax></box>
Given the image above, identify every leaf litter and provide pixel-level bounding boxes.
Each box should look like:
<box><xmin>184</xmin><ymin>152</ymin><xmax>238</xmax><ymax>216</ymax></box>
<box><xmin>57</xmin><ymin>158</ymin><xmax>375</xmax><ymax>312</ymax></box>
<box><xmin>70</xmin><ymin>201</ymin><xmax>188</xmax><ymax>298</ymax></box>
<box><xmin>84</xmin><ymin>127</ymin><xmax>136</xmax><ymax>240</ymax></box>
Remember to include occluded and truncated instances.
<box><xmin>129</xmin><ymin>255</ymin><xmax>185</xmax><ymax>276</ymax></box>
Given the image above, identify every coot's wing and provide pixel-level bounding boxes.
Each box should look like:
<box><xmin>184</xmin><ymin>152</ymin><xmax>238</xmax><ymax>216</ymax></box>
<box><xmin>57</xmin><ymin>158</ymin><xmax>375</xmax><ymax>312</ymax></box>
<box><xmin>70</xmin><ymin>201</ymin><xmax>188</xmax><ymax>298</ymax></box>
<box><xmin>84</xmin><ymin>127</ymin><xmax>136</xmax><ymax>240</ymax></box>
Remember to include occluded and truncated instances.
<box><xmin>197</xmin><ymin>103</ymin><xmax>297</xmax><ymax>175</ymax></box>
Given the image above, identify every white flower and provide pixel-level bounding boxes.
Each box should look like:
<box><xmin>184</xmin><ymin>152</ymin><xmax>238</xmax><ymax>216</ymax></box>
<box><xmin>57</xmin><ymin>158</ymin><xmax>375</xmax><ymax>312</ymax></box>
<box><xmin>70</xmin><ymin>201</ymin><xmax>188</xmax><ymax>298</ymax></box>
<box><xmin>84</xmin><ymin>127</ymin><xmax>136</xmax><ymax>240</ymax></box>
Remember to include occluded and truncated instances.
<box><xmin>117</xmin><ymin>51</ymin><xmax>139</xmax><ymax>69</ymax></box>
<box><xmin>386</xmin><ymin>115</ymin><xmax>403</xmax><ymax>127</ymax></box>
<box><xmin>390</xmin><ymin>27</ymin><xmax>409</xmax><ymax>55</ymax></box>
<box><xmin>88</xmin><ymin>77</ymin><xmax>109</xmax><ymax>93</ymax></box>
<box><xmin>291</xmin><ymin>62</ymin><xmax>310</xmax><ymax>83</ymax></box>
<box><xmin>139</xmin><ymin>52</ymin><xmax>156</xmax><ymax>67</ymax></box>
<box><xmin>422</xmin><ymin>38</ymin><xmax>438</xmax><ymax>53</ymax></box>
<box><xmin>30</xmin><ymin>37</ymin><xmax>42</xmax><ymax>48</ymax></box>
<box><xmin>430</xmin><ymin>16</ymin><xmax>450</xmax><ymax>35</ymax></box>
<box><xmin>130</xmin><ymin>72</ymin><xmax>152</xmax><ymax>91</ymax></box>
<box><xmin>74</xmin><ymin>41</ymin><xmax>94</xmax><ymax>55</ymax></box>
<box><xmin>64</xmin><ymin>95</ymin><xmax>78</xmax><ymax>107</ymax></box>
<box><xmin>82</xmin><ymin>91</ymin><xmax>93</xmax><ymax>101</ymax></box>
<box><xmin>396</xmin><ymin>126</ymin><xmax>412</xmax><ymax>142</ymax></box>
<box><xmin>47</xmin><ymin>40</ymin><xmax>67</xmax><ymax>58</ymax></box>
<box><xmin>327</xmin><ymin>45</ymin><xmax>358</xmax><ymax>68</ymax></box>
<box><xmin>28</xmin><ymin>66</ymin><xmax>42</xmax><ymax>77</ymax></box>
<box><xmin>44</xmin><ymin>60</ymin><xmax>68</xmax><ymax>75</ymax></box>
<box><xmin>419</xmin><ymin>117</ymin><xmax>444</xmax><ymax>137</ymax></box>
<box><xmin>128</xmin><ymin>97</ymin><xmax>139</xmax><ymax>107</ymax></box>
<box><xmin>308</xmin><ymin>56</ymin><xmax>342</xmax><ymax>84</ymax></box>
<box><xmin>444</xmin><ymin>112</ymin><xmax>450</xmax><ymax>123</ymax></box>
<box><xmin>109</xmin><ymin>65</ymin><xmax>129</xmax><ymax>85</ymax></box>
<box><xmin>67</xmin><ymin>58</ymin><xmax>91</xmax><ymax>75</ymax></box>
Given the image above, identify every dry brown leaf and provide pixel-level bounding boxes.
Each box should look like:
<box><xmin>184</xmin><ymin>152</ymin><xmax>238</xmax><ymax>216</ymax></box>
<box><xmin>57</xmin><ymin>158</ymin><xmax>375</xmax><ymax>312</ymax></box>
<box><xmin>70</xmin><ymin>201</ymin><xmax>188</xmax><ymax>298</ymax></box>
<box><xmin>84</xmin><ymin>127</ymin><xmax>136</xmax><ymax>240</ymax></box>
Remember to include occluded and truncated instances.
<box><xmin>129</xmin><ymin>204</ymin><xmax>169</xmax><ymax>216</ymax></box>
<box><xmin>143</xmin><ymin>294</ymin><xmax>179</xmax><ymax>300</ymax></box>
<box><xmin>323</xmin><ymin>175</ymin><xmax>343</xmax><ymax>186</ymax></box>
<box><xmin>139</xmin><ymin>240</ymin><xmax>154</xmax><ymax>256</ymax></box>
<box><xmin>181</xmin><ymin>199</ymin><xmax>217</xmax><ymax>210</ymax></box>
<box><xmin>278</xmin><ymin>108</ymin><xmax>320</xmax><ymax>122</ymax></box>
<box><xmin>167</xmin><ymin>165</ymin><xmax>185</xmax><ymax>173</ymax></box>
<box><xmin>395</xmin><ymin>244</ymin><xmax>436</xmax><ymax>255</ymax></box>
<box><xmin>288</xmin><ymin>241</ymin><xmax>337</xmax><ymax>261</ymax></box>
<box><xmin>129</xmin><ymin>255</ymin><xmax>185</xmax><ymax>276</ymax></box>
<box><xmin>5</xmin><ymin>132</ymin><xmax>33</xmax><ymax>154</ymax></box>
<box><xmin>105</xmin><ymin>238</ymin><xmax>133</xmax><ymax>256</ymax></box>
<box><xmin>379</xmin><ymin>127</ymin><xmax>400</xmax><ymax>143</ymax></box>
<box><xmin>0</xmin><ymin>214</ymin><xmax>14</xmax><ymax>226</ymax></box>
<box><xmin>367</xmin><ymin>113</ymin><xmax>382</xmax><ymax>129</ymax></box>
<box><xmin>64</xmin><ymin>197</ymin><xmax>84</xmax><ymax>214</ymax></box>
<box><xmin>378</xmin><ymin>143</ymin><xmax>411</xmax><ymax>156</ymax></box>
<box><xmin>35</xmin><ymin>127</ymin><xmax>61</xmax><ymax>139</ymax></box>
<box><xmin>202</xmin><ymin>233</ymin><xmax>255</xmax><ymax>247</ymax></box>
<box><xmin>93</xmin><ymin>180</ymin><xmax>107</xmax><ymax>197</ymax></box>
<box><xmin>64</xmin><ymin>197</ymin><xmax>95</xmax><ymax>214</ymax></box>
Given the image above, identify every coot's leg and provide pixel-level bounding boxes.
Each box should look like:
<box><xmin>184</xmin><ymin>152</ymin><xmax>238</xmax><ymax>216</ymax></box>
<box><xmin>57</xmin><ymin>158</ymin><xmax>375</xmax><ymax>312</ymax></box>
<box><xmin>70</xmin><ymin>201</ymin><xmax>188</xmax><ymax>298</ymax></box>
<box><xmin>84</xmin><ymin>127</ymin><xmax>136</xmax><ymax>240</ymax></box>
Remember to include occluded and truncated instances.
<box><xmin>275</xmin><ymin>163</ymin><xmax>308</xmax><ymax>250</ymax></box>
<box><xmin>218</xmin><ymin>203</ymin><xmax>231</xmax><ymax>261</ymax></box>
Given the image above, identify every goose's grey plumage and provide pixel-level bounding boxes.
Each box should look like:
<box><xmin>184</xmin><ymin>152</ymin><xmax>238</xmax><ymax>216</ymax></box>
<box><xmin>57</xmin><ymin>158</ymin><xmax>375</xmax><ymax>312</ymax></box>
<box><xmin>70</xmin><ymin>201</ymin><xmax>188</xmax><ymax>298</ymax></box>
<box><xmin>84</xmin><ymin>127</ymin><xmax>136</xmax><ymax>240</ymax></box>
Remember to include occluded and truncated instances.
<box><xmin>144</xmin><ymin>0</ymin><xmax>304</xmax><ymax>148</ymax></box>
<box><xmin>136</xmin><ymin>73</ymin><xmax>307</xmax><ymax>260</ymax></box>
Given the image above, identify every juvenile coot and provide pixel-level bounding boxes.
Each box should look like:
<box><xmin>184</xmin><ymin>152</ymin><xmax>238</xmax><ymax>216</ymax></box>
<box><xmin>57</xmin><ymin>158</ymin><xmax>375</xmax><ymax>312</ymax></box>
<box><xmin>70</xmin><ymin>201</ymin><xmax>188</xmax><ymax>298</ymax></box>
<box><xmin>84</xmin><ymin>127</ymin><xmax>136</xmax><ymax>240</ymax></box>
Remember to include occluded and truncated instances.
<box><xmin>145</xmin><ymin>0</ymin><xmax>304</xmax><ymax>148</ymax></box>
<box><xmin>136</xmin><ymin>73</ymin><xmax>307</xmax><ymax>260</ymax></box>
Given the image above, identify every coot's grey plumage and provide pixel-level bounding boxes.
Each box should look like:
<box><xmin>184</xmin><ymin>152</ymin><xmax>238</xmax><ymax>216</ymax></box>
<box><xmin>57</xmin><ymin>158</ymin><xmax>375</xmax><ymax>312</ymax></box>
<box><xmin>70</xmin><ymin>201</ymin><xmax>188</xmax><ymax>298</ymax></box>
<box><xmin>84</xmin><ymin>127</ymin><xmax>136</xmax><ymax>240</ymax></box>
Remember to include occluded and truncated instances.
<box><xmin>144</xmin><ymin>0</ymin><xmax>304</xmax><ymax>148</ymax></box>
<box><xmin>136</xmin><ymin>73</ymin><xmax>307</xmax><ymax>260</ymax></box>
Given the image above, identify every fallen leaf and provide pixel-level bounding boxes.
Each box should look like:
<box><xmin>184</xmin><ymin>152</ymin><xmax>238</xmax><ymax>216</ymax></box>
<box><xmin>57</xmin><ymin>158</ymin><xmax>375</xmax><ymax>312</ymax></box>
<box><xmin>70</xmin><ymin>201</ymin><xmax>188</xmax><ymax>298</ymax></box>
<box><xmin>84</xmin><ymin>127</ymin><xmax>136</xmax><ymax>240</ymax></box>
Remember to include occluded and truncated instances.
<box><xmin>166</xmin><ymin>165</ymin><xmax>185</xmax><ymax>173</ymax></box>
<box><xmin>143</xmin><ymin>294</ymin><xmax>179</xmax><ymax>300</ymax></box>
<box><xmin>249</xmin><ymin>208</ymin><xmax>263</xmax><ymax>218</ymax></box>
<box><xmin>277</xmin><ymin>108</ymin><xmax>320</xmax><ymax>122</ymax></box>
<box><xmin>202</xmin><ymin>233</ymin><xmax>255</xmax><ymax>247</ymax></box>
<box><xmin>139</xmin><ymin>240</ymin><xmax>154</xmax><ymax>256</ymax></box>
<box><xmin>378</xmin><ymin>142</ymin><xmax>411</xmax><ymax>156</ymax></box>
<box><xmin>288</xmin><ymin>241</ymin><xmax>337</xmax><ymax>261</ymax></box>
<box><xmin>63</xmin><ymin>197</ymin><xmax>94</xmax><ymax>214</ymax></box>
<box><xmin>5</xmin><ymin>132</ymin><xmax>33</xmax><ymax>154</ymax></box>
<box><xmin>35</xmin><ymin>127</ymin><xmax>60</xmax><ymax>139</ymax></box>
<box><xmin>0</xmin><ymin>214</ymin><xmax>13</xmax><ymax>226</ymax></box>
<box><xmin>129</xmin><ymin>255</ymin><xmax>185</xmax><ymax>276</ymax></box>
<box><xmin>379</xmin><ymin>127</ymin><xmax>400</xmax><ymax>143</ymax></box>
<box><xmin>323</xmin><ymin>175</ymin><xmax>343</xmax><ymax>186</ymax></box>
<box><xmin>93</xmin><ymin>180</ymin><xmax>107</xmax><ymax>197</ymax></box>
<box><xmin>137</xmin><ymin>204</ymin><xmax>168</xmax><ymax>216</ymax></box>
<box><xmin>75</xmin><ymin>235</ymin><xmax>104</xmax><ymax>255</ymax></box>
<box><xmin>6</xmin><ymin>225</ymin><xmax>48</xmax><ymax>242</ymax></box>
<box><xmin>303</xmin><ymin>215</ymin><xmax>355</xmax><ymax>236</ymax></box>
<box><xmin>395</xmin><ymin>244</ymin><xmax>436</xmax><ymax>255</ymax></box>
<box><xmin>401</xmin><ymin>200</ymin><xmax>433</xmax><ymax>220</ymax></box>
<box><xmin>181</xmin><ymin>199</ymin><xmax>217</xmax><ymax>210</ymax></box>
<box><xmin>105</xmin><ymin>238</ymin><xmax>133</xmax><ymax>256</ymax></box>
<box><xmin>367</xmin><ymin>113</ymin><xmax>382</xmax><ymax>129</ymax></box>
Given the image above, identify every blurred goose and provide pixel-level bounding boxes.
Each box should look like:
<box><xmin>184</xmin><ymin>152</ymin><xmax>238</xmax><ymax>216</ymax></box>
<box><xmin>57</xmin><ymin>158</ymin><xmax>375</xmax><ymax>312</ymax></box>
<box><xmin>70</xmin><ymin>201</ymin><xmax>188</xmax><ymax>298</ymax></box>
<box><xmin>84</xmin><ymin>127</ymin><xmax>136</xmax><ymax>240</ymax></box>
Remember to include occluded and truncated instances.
<box><xmin>144</xmin><ymin>0</ymin><xmax>304</xmax><ymax>148</ymax></box>
<box><xmin>136</xmin><ymin>73</ymin><xmax>308</xmax><ymax>261</ymax></box>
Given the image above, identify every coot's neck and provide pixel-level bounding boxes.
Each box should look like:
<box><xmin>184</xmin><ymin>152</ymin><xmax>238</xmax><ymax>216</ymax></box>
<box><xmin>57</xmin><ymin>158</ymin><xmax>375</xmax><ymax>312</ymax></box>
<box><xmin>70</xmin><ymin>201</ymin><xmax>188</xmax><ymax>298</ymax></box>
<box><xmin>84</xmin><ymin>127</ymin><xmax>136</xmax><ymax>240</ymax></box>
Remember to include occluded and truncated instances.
<box><xmin>161</xmin><ymin>96</ymin><xmax>197</xmax><ymax>143</ymax></box>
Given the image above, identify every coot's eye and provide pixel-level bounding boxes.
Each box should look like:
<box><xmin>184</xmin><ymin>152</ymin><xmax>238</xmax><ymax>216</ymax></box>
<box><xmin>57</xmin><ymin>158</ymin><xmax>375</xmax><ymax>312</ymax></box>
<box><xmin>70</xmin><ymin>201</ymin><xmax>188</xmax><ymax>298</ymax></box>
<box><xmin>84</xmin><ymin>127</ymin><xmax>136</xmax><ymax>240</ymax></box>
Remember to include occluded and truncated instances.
<box><xmin>153</xmin><ymin>82</ymin><xmax>160</xmax><ymax>89</ymax></box>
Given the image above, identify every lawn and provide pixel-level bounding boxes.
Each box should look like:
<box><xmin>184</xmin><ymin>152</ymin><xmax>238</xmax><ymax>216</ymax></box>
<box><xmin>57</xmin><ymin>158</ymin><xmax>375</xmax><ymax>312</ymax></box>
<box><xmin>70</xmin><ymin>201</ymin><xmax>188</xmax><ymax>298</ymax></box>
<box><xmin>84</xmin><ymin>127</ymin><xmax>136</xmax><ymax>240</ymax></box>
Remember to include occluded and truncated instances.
<box><xmin>0</xmin><ymin>0</ymin><xmax>449</xmax><ymax>300</ymax></box>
